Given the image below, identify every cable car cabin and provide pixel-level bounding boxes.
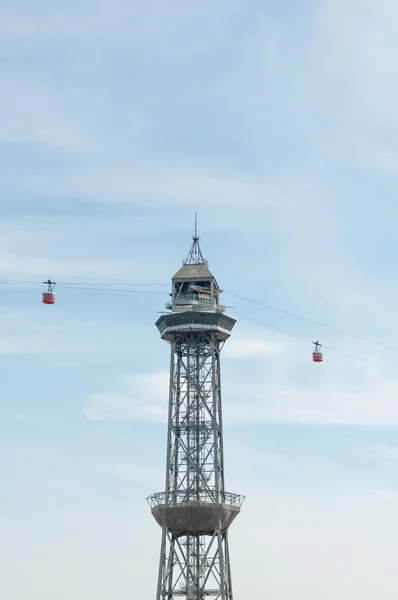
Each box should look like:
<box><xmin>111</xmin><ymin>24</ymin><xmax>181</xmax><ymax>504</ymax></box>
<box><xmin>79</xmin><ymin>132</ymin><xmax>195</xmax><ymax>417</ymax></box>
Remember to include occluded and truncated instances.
<box><xmin>313</xmin><ymin>351</ymin><xmax>323</xmax><ymax>362</ymax></box>
<box><xmin>42</xmin><ymin>279</ymin><xmax>56</xmax><ymax>305</ymax></box>
<box><xmin>42</xmin><ymin>291</ymin><xmax>56</xmax><ymax>305</ymax></box>
<box><xmin>312</xmin><ymin>341</ymin><xmax>323</xmax><ymax>362</ymax></box>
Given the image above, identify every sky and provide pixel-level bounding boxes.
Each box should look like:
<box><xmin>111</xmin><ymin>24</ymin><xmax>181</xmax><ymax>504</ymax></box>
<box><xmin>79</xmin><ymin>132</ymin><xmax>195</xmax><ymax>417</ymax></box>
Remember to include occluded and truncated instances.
<box><xmin>1</xmin><ymin>0</ymin><xmax>398</xmax><ymax>598</ymax></box>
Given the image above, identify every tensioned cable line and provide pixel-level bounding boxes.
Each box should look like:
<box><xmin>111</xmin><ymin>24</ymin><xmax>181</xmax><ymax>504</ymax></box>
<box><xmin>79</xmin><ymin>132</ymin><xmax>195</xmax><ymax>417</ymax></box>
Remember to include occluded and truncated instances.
<box><xmin>232</xmin><ymin>311</ymin><xmax>398</xmax><ymax>373</ymax></box>
<box><xmin>53</xmin><ymin>284</ymin><xmax>168</xmax><ymax>295</ymax></box>
<box><xmin>225</xmin><ymin>290</ymin><xmax>398</xmax><ymax>353</ymax></box>
<box><xmin>0</xmin><ymin>277</ymin><xmax>397</xmax><ymax>353</ymax></box>
<box><xmin>0</xmin><ymin>278</ymin><xmax>168</xmax><ymax>287</ymax></box>
<box><xmin>0</xmin><ymin>274</ymin><xmax>396</xmax><ymax>371</ymax></box>
<box><xmin>0</xmin><ymin>279</ymin><xmax>168</xmax><ymax>295</ymax></box>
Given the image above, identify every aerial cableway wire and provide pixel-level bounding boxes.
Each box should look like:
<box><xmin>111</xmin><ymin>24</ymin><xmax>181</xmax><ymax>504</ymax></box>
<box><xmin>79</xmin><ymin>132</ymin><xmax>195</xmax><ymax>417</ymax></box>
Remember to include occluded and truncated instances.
<box><xmin>0</xmin><ymin>277</ymin><xmax>397</xmax><ymax>356</ymax></box>
<box><xmin>224</xmin><ymin>290</ymin><xmax>398</xmax><ymax>353</ymax></box>
<box><xmin>0</xmin><ymin>279</ymin><xmax>168</xmax><ymax>295</ymax></box>
<box><xmin>232</xmin><ymin>311</ymin><xmax>398</xmax><ymax>373</ymax></box>
<box><xmin>0</xmin><ymin>278</ymin><xmax>168</xmax><ymax>287</ymax></box>
<box><xmin>53</xmin><ymin>284</ymin><xmax>168</xmax><ymax>295</ymax></box>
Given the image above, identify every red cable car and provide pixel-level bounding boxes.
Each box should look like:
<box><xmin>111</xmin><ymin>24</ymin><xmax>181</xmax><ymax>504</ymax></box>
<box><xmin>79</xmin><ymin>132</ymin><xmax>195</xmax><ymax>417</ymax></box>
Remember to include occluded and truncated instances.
<box><xmin>312</xmin><ymin>341</ymin><xmax>323</xmax><ymax>362</ymax></box>
<box><xmin>42</xmin><ymin>279</ymin><xmax>56</xmax><ymax>305</ymax></box>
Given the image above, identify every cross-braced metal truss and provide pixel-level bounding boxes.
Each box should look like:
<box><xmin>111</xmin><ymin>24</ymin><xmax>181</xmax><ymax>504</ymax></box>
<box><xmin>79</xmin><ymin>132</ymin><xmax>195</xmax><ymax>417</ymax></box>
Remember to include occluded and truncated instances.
<box><xmin>149</xmin><ymin>328</ymin><xmax>242</xmax><ymax>600</ymax></box>
<box><xmin>156</xmin><ymin>529</ymin><xmax>234</xmax><ymax>600</ymax></box>
<box><xmin>165</xmin><ymin>331</ymin><xmax>225</xmax><ymax>503</ymax></box>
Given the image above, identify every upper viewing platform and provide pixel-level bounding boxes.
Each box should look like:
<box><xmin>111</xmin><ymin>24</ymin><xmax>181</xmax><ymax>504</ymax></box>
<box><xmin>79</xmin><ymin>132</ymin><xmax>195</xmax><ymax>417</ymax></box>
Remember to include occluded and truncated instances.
<box><xmin>166</xmin><ymin>216</ymin><xmax>226</xmax><ymax>314</ymax></box>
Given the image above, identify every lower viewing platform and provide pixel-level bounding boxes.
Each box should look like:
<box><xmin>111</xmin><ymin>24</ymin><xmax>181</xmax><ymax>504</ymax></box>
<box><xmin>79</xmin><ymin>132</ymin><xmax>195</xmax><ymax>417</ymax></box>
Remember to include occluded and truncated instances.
<box><xmin>147</xmin><ymin>490</ymin><xmax>244</xmax><ymax>537</ymax></box>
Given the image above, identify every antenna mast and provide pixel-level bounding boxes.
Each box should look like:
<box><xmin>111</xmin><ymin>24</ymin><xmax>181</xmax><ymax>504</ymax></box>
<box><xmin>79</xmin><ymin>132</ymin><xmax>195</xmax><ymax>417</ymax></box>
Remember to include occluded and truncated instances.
<box><xmin>183</xmin><ymin>212</ymin><xmax>206</xmax><ymax>265</ymax></box>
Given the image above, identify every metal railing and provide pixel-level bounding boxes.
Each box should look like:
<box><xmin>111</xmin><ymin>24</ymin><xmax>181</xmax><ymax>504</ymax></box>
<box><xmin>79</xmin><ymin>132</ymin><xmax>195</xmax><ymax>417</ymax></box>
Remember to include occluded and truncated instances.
<box><xmin>174</xmin><ymin>590</ymin><xmax>220</xmax><ymax>596</ymax></box>
<box><xmin>165</xmin><ymin>302</ymin><xmax>226</xmax><ymax>313</ymax></box>
<box><xmin>147</xmin><ymin>490</ymin><xmax>245</xmax><ymax>509</ymax></box>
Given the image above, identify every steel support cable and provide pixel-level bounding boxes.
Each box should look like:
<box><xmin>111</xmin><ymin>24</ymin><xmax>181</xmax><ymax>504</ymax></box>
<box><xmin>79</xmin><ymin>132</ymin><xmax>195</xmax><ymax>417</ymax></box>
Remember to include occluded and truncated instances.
<box><xmin>6</xmin><ymin>310</ymin><xmax>396</xmax><ymax>372</ymax></box>
<box><xmin>225</xmin><ymin>290</ymin><xmax>398</xmax><ymax>353</ymax></box>
<box><xmin>0</xmin><ymin>278</ymin><xmax>168</xmax><ymax>286</ymax></box>
<box><xmin>232</xmin><ymin>311</ymin><xmax>398</xmax><ymax>373</ymax></box>
<box><xmin>52</xmin><ymin>284</ymin><xmax>168</xmax><ymax>295</ymax></box>
<box><xmin>1</xmin><ymin>277</ymin><xmax>398</xmax><ymax>354</ymax></box>
<box><xmin>0</xmin><ymin>279</ymin><xmax>168</xmax><ymax>295</ymax></box>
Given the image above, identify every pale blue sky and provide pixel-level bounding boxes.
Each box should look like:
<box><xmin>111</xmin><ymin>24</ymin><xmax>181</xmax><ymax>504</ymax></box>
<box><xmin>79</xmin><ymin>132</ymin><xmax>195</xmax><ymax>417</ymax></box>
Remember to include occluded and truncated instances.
<box><xmin>1</xmin><ymin>0</ymin><xmax>398</xmax><ymax>598</ymax></box>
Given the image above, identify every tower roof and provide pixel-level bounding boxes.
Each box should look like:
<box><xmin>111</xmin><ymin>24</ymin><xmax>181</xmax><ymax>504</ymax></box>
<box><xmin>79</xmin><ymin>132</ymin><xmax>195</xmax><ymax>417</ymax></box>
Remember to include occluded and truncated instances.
<box><xmin>172</xmin><ymin>262</ymin><xmax>214</xmax><ymax>280</ymax></box>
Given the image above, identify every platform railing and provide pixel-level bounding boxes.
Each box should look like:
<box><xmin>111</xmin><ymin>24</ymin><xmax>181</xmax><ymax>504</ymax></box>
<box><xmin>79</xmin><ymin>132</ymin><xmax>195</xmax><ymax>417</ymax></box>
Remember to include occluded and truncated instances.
<box><xmin>147</xmin><ymin>490</ymin><xmax>245</xmax><ymax>509</ymax></box>
<box><xmin>165</xmin><ymin>302</ymin><xmax>226</xmax><ymax>313</ymax></box>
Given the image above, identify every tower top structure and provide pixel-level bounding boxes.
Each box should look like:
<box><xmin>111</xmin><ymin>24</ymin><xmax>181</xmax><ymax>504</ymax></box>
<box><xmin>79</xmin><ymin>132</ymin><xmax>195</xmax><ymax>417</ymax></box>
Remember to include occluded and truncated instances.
<box><xmin>167</xmin><ymin>214</ymin><xmax>223</xmax><ymax>314</ymax></box>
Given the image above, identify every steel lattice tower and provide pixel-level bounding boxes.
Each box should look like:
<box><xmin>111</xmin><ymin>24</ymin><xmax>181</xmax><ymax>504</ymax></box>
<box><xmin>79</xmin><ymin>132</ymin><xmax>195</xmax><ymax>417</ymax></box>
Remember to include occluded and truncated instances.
<box><xmin>148</xmin><ymin>226</ymin><xmax>244</xmax><ymax>600</ymax></box>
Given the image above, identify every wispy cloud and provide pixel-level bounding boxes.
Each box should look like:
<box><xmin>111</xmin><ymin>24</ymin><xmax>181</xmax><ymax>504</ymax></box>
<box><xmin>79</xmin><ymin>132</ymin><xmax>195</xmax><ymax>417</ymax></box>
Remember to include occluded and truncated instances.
<box><xmin>84</xmin><ymin>318</ymin><xmax>398</xmax><ymax>426</ymax></box>
<box><xmin>225</xmin><ymin>377</ymin><xmax>398</xmax><ymax>426</ymax></box>
<box><xmin>354</xmin><ymin>441</ymin><xmax>398</xmax><ymax>462</ymax></box>
<box><xmin>88</xmin><ymin>462</ymin><xmax>164</xmax><ymax>485</ymax></box>
<box><xmin>0</xmin><ymin>413</ymin><xmax>26</xmax><ymax>422</ymax></box>
<box><xmin>83</xmin><ymin>330</ymin><xmax>398</xmax><ymax>427</ymax></box>
<box><xmin>223</xmin><ymin>336</ymin><xmax>282</xmax><ymax>359</ymax></box>
<box><xmin>83</xmin><ymin>371</ymin><xmax>169</xmax><ymax>422</ymax></box>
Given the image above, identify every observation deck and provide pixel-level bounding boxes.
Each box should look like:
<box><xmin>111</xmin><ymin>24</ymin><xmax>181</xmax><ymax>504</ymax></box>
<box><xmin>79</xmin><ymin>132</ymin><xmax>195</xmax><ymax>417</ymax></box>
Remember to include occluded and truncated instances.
<box><xmin>156</xmin><ymin>310</ymin><xmax>236</xmax><ymax>342</ymax></box>
<box><xmin>147</xmin><ymin>491</ymin><xmax>245</xmax><ymax>538</ymax></box>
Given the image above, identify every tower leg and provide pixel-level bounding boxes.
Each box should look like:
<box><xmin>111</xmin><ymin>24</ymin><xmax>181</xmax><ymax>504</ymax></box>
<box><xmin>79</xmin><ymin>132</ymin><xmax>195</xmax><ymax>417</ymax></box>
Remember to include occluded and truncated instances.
<box><xmin>155</xmin><ymin>529</ymin><xmax>234</xmax><ymax>599</ymax></box>
<box><xmin>224</xmin><ymin>533</ymin><xmax>234</xmax><ymax>599</ymax></box>
<box><xmin>156</xmin><ymin>528</ymin><xmax>167</xmax><ymax>600</ymax></box>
